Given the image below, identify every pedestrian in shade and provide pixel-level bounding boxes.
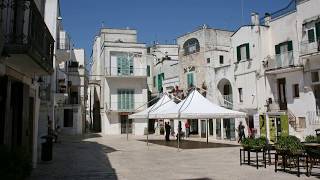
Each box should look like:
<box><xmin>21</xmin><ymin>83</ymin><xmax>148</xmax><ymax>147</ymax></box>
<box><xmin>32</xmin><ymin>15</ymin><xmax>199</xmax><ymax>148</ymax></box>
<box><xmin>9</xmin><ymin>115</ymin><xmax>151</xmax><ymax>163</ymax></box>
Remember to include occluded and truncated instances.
<box><xmin>165</xmin><ymin>122</ymin><xmax>171</xmax><ymax>141</ymax></box>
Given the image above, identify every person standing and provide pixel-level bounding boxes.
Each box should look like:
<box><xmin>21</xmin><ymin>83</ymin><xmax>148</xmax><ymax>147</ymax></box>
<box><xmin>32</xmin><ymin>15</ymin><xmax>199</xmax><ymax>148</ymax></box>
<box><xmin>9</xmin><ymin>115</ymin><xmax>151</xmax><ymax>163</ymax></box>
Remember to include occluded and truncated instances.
<box><xmin>177</xmin><ymin>121</ymin><xmax>182</xmax><ymax>141</ymax></box>
<box><xmin>165</xmin><ymin>122</ymin><xmax>171</xmax><ymax>141</ymax></box>
<box><xmin>185</xmin><ymin>121</ymin><xmax>190</xmax><ymax>138</ymax></box>
<box><xmin>238</xmin><ymin>121</ymin><xmax>245</xmax><ymax>143</ymax></box>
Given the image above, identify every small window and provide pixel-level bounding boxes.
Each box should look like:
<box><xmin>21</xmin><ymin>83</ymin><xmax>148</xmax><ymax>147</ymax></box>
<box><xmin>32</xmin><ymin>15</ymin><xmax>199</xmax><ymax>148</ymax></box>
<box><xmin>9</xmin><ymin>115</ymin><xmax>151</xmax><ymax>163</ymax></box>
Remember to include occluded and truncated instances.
<box><xmin>147</xmin><ymin>65</ymin><xmax>150</xmax><ymax>77</ymax></box>
<box><xmin>207</xmin><ymin>58</ymin><xmax>210</xmax><ymax>64</ymax></box>
<box><xmin>293</xmin><ymin>84</ymin><xmax>299</xmax><ymax>98</ymax></box>
<box><xmin>237</xmin><ymin>43</ymin><xmax>250</xmax><ymax>62</ymax></box>
<box><xmin>312</xmin><ymin>71</ymin><xmax>319</xmax><ymax>82</ymax></box>
<box><xmin>219</xmin><ymin>55</ymin><xmax>224</xmax><ymax>64</ymax></box>
<box><xmin>308</xmin><ymin>29</ymin><xmax>315</xmax><ymax>43</ymax></box>
<box><xmin>238</xmin><ymin>88</ymin><xmax>243</xmax><ymax>103</ymax></box>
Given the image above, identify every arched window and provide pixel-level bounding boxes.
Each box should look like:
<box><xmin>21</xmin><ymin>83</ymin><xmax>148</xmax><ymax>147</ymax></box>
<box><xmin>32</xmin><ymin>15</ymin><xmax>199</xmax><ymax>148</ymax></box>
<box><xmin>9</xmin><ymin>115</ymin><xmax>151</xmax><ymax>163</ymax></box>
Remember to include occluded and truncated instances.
<box><xmin>183</xmin><ymin>38</ymin><xmax>200</xmax><ymax>55</ymax></box>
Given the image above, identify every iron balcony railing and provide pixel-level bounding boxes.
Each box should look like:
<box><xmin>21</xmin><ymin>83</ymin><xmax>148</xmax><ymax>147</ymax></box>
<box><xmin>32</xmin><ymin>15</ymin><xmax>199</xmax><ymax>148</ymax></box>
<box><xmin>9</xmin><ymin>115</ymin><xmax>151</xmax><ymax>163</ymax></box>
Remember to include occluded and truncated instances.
<box><xmin>300</xmin><ymin>40</ymin><xmax>320</xmax><ymax>55</ymax></box>
<box><xmin>105</xmin><ymin>67</ymin><xmax>147</xmax><ymax>77</ymax></box>
<box><xmin>0</xmin><ymin>0</ymin><xmax>54</xmax><ymax>73</ymax></box>
<box><xmin>107</xmin><ymin>101</ymin><xmax>146</xmax><ymax>112</ymax></box>
<box><xmin>265</xmin><ymin>51</ymin><xmax>296</xmax><ymax>71</ymax></box>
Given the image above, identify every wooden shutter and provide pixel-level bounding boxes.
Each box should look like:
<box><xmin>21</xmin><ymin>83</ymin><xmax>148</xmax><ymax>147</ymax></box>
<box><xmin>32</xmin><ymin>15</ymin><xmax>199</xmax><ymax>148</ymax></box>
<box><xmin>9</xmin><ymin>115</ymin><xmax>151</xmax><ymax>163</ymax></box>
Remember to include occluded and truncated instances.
<box><xmin>129</xmin><ymin>56</ymin><xmax>133</xmax><ymax>75</ymax></box>
<box><xmin>118</xmin><ymin>90</ymin><xmax>121</xmax><ymax>110</ymax></box>
<box><xmin>130</xmin><ymin>90</ymin><xmax>134</xmax><ymax>110</ymax></box>
<box><xmin>117</xmin><ymin>57</ymin><xmax>122</xmax><ymax>75</ymax></box>
<box><xmin>236</xmin><ymin>46</ymin><xmax>241</xmax><ymax>62</ymax></box>
<box><xmin>245</xmin><ymin>43</ymin><xmax>250</xmax><ymax>60</ymax></box>
<box><xmin>287</xmin><ymin>41</ymin><xmax>293</xmax><ymax>52</ymax></box>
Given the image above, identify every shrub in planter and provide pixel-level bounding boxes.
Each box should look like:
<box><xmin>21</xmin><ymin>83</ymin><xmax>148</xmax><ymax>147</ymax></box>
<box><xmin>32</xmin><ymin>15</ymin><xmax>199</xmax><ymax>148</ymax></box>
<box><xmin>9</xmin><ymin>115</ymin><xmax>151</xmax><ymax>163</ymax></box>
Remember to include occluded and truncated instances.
<box><xmin>241</xmin><ymin>137</ymin><xmax>267</xmax><ymax>150</ymax></box>
<box><xmin>0</xmin><ymin>146</ymin><xmax>32</xmax><ymax>180</ymax></box>
<box><xmin>275</xmin><ymin>135</ymin><xmax>304</xmax><ymax>155</ymax></box>
<box><xmin>305</xmin><ymin>135</ymin><xmax>320</xmax><ymax>143</ymax></box>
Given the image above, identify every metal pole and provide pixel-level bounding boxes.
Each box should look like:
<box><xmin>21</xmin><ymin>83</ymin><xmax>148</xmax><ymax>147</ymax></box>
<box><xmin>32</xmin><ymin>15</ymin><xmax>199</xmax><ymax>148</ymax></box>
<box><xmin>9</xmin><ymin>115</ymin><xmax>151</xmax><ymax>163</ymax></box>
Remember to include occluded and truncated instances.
<box><xmin>178</xmin><ymin>119</ymin><xmax>180</xmax><ymax>151</ymax></box>
<box><xmin>147</xmin><ymin>113</ymin><xmax>149</xmax><ymax>148</ymax></box>
<box><xmin>126</xmin><ymin>117</ymin><xmax>128</xmax><ymax>141</ymax></box>
<box><xmin>207</xmin><ymin>119</ymin><xmax>209</xmax><ymax>144</ymax></box>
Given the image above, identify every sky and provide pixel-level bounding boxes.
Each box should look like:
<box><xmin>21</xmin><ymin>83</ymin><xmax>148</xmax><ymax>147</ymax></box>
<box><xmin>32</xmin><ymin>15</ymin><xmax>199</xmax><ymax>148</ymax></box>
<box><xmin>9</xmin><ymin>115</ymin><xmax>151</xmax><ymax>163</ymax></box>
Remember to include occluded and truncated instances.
<box><xmin>59</xmin><ymin>0</ymin><xmax>292</xmax><ymax>61</ymax></box>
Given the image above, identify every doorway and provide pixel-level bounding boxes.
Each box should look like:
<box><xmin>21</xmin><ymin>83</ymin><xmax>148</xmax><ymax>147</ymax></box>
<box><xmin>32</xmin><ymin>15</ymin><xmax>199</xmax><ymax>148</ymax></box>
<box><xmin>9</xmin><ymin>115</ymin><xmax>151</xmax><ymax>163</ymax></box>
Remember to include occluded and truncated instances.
<box><xmin>223</xmin><ymin>119</ymin><xmax>235</xmax><ymax>140</ymax></box>
<box><xmin>216</xmin><ymin>119</ymin><xmax>221</xmax><ymax>139</ymax></box>
<box><xmin>64</xmin><ymin>109</ymin><xmax>73</xmax><ymax>127</ymax></box>
<box><xmin>120</xmin><ymin>115</ymin><xmax>132</xmax><ymax>134</ymax></box>
<box><xmin>201</xmin><ymin>120</ymin><xmax>206</xmax><ymax>138</ymax></box>
<box><xmin>277</xmin><ymin>78</ymin><xmax>287</xmax><ymax>110</ymax></box>
<box><xmin>189</xmin><ymin>119</ymin><xmax>198</xmax><ymax>135</ymax></box>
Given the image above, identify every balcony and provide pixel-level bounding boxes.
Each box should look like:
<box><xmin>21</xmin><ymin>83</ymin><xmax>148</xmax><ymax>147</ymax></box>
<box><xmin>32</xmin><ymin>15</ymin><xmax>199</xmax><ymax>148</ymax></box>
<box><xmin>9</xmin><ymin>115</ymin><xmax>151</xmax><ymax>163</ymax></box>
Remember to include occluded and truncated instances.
<box><xmin>264</xmin><ymin>51</ymin><xmax>302</xmax><ymax>74</ymax></box>
<box><xmin>107</xmin><ymin>101</ymin><xmax>146</xmax><ymax>112</ymax></box>
<box><xmin>222</xmin><ymin>95</ymin><xmax>233</xmax><ymax>109</ymax></box>
<box><xmin>105</xmin><ymin>67</ymin><xmax>147</xmax><ymax>78</ymax></box>
<box><xmin>1</xmin><ymin>0</ymin><xmax>54</xmax><ymax>75</ymax></box>
<box><xmin>300</xmin><ymin>40</ymin><xmax>320</xmax><ymax>56</ymax></box>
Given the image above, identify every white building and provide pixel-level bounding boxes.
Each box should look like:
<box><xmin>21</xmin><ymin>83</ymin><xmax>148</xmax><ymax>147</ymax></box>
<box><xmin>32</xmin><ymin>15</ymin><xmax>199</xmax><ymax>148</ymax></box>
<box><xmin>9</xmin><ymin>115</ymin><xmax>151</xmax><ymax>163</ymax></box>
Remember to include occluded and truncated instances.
<box><xmin>90</xmin><ymin>28</ymin><xmax>148</xmax><ymax>135</ymax></box>
<box><xmin>0</xmin><ymin>0</ymin><xmax>56</xmax><ymax>167</ymax></box>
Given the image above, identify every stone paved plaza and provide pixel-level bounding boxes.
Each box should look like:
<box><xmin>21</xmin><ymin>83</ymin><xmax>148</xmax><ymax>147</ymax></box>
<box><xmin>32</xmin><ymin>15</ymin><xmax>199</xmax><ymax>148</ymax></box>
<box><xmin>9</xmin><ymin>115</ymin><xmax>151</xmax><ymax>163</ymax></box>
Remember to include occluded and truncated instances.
<box><xmin>30</xmin><ymin>134</ymin><xmax>319</xmax><ymax>180</ymax></box>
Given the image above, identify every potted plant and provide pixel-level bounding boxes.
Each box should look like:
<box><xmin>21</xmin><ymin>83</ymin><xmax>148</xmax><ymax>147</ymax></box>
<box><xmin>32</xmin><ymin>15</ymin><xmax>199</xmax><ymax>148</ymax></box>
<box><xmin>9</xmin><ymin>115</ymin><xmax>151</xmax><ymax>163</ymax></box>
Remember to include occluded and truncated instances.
<box><xmin>275</xmin><ymin>135</ymin><xmax>304</xmax><ymax>155</ymax></box>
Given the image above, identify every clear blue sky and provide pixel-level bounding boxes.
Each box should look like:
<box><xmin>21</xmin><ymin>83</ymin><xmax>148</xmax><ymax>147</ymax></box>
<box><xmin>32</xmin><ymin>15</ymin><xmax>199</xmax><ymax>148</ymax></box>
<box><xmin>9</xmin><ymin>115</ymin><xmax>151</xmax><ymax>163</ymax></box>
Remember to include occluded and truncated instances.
<box><xmin>60</xmin><ymin>0</ymin><xmax>292</xmax><ymax>60</ymax></box>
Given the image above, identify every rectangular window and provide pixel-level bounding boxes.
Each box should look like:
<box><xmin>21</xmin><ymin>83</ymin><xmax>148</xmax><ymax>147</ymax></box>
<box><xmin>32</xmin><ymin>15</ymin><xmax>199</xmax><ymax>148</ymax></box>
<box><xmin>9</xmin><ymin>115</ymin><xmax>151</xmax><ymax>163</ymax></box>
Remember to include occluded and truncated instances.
<box><xmin>118</xmin><ymin>89</ymin><xmax>134</xmax><ymax>111</ymax></box>
<box><xmin>153</xmin><ymin>76</ymin><xmax>156</xmax><ymax>87</ymax></box>
<box><xmin>219</xmin><ymin>55</ymin><xmax>224</xmax><ymax>64</ymax></box>
<box><xmin>293</xmin><ymin>84</ymin><xmax>300</xmax><ymax>98</ymax></box>
<box><xmin>238</xmin><ymin>88</ymin><xmax>243</xmax><ymax>103</ymax></box>
<box><xmin>147</xmin><ymin>65</ymin><xmax>150</xmax><ymax>77</ymax></box>
<box><xmin>312</xmin><ymin>71</ymin><xmax>319</xmax><ymax>82</ymax></box>
<box><xmin>237</xmin><ymin>43</ymin><xmax>250</xmax><ymax>62</ymax></box>
<box><xmin>157</xmin><ymin>73</ymin><xmax>164</xmax><ymax>92</ymax></box>
<box><xmin>308</xmin><ymin>29</ymin><xmax>315</xmax><ymax>43</ymax></box>
<box><xmin>207</xmin><ymin>58</ymin><xmax>210</xmax><ymax>64</ymax></box>
<box><xmin>117</xmin><ymin>56</ymin><xmax>133</xmax><ymax>76</ymax></box>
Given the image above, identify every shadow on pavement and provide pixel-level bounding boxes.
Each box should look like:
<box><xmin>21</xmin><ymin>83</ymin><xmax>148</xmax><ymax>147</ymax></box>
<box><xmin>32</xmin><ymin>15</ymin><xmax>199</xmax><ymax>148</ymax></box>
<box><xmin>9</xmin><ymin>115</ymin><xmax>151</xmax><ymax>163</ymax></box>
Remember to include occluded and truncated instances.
<box><xmin>29</xmin><ymin>133</ymin><xmax>118</xmax><ymax>180</ymax></box>
<box><xmin>139</xmin><ymin>139</ymin><xmax>239</xmax><ymax>149</ymax></box>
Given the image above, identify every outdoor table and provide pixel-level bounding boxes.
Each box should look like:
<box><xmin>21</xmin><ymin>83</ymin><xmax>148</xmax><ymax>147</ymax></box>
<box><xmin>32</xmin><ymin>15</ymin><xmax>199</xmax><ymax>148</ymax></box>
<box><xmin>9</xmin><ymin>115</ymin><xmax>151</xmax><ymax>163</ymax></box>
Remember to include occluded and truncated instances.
<box><xmin>304</xmin><ymin>143</ymin><xmax>320</xmax><ymax>176</ymax></box>
<box><xmin>240</xmin><ymin>148</ymin><xmax>266</xmax><ymax>169</ymax></box>
<box><xmin>275</xmin><ymin>151</ymin><xmax>308</xmax><ymax>177</ymax></box>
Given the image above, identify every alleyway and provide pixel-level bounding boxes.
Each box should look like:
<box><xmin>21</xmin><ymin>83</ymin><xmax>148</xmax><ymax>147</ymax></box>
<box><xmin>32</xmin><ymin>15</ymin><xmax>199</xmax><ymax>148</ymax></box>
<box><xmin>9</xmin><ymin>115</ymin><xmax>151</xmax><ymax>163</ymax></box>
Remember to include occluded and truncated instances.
<box><xmin>30</xmin><ymin>134</ymin><xmax>317</xmax><ymax>180</ymax></box>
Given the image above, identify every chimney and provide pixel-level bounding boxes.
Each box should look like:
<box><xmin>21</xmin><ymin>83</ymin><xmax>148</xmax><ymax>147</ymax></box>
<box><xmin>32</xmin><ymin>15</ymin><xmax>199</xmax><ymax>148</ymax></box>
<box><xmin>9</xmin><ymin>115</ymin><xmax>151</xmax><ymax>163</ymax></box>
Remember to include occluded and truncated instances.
<box><xmin>264</xmin><ymin>13</ymin><xmax>271</xmax><ymax>26</ymax></box>
<box><xmin>251</xmin><ymin>12</ymin><xmax>260</xmax><ymax>26</ymax></box>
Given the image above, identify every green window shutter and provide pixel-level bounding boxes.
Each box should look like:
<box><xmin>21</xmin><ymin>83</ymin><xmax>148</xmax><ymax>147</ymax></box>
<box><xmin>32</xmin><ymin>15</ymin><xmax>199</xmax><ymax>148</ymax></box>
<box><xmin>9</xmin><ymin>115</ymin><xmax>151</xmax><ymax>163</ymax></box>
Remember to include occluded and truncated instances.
<box><xmin>157</xmin><ymin>74</ymin><xmax>162</xmax><ymax>91</ymax></box>
<box><xmin>287</xmin><ymin>41</ymin><xmax>293</xmax><ymax>52</ymax></box>
<box><xmin>118</xmin><ymin>90</ymin><xmax>122</xmax><ymax>110</ymax></box>
<box><xmin>245</xmin><ymin>43</ymin><xmax>250</xmax><ymax>60</ymax></box>
<box><xmin>308</xmin><ymin>29</ymin><xmax>315</xmax><ymax>43</ymax></box>
<box><xmin>130</xmin><ymin>90</ymin><xmax>134</xmax><ymax>110</ymax></box>
<box><xmin>275</xmin><ymin>44</ymin><xmax>280</xmax><ymax>55</ymax></box>
<box><xmin>147</xmin><ymin>65</ymin><xmax>150</xmax><ymax>77</ymax></box>
<box><xmin>316</xmin><ymin>22</ymin><xmax>320</xmax><ymax>41</ymax></box>
<box><xmin>280</xmin><ymin>115</ymin><xmax>289</xmax><ymax>136</ymax></box>
<box><xmin>236</xmin><ymin>46</ymin><xmax>241</xmax><ymax>62</ymax></box>
<box><xmin>187</xmin><ymin>73</ymin><xmax>194</xmax><ymax>87</ymax></box>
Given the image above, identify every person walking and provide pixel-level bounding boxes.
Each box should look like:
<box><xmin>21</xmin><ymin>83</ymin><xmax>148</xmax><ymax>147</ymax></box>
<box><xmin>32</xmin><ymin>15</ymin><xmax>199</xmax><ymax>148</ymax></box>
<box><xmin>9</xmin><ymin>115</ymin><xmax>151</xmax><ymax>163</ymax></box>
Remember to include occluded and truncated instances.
<box><xmin>165</xmin><ymin>122</ymin><xmax>171</xmax><ymax>141</ymax></box>
<box><xmin>185</xmin><ymin>121</ymin><xmax>190</xmax><ymax>138</ymax></box>
<box><xmin>238</xmin><ymin>121</ymin><xmax>245</xmax><ymax>143</ymax></box>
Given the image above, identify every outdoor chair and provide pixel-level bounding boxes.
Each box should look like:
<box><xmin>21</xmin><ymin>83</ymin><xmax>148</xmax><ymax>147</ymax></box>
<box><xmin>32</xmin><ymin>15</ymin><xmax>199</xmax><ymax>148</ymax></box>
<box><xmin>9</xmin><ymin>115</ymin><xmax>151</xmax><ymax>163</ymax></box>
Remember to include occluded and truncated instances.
<box><xmin>306</xmin><ymin>147</ymin><xmax>320</xmax><ymax>177</ymax></box>
<box><xmin>275</xmin><ymin>150</ymin><xmax>308</xmax><ymax>177</ymax></box>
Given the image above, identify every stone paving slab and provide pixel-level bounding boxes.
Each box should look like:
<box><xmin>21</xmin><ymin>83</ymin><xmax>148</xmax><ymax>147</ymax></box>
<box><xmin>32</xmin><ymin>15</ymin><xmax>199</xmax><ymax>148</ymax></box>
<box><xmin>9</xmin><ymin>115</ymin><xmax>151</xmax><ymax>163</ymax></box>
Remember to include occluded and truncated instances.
<box><xmin>29</xmin><ymin>134</ymin><xmax>319</xmax><ymax>180</ymax></box>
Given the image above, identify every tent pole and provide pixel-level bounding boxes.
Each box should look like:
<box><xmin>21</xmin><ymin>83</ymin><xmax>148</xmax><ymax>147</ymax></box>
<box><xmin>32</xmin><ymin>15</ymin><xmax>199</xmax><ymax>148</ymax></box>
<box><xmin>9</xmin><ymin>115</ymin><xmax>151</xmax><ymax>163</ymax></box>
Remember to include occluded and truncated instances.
<box><xmin>206</xmin><ymin>119</ymin><xmax>209</xmax><ymax>144</ymax></box>
<box><xmin>147</xmin><ymin>113</ymin><xmax>149</xmax><ymax>148</ymax></box>
<box><xmin>178</xmin><ymin>118</ymin><xmax>180</xmax><ymax>152</ymax></box>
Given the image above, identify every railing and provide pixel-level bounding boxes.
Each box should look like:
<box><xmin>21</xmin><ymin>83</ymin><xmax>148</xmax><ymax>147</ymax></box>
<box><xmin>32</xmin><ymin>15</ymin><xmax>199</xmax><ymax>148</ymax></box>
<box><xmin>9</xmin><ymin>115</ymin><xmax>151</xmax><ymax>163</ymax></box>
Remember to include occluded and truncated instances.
<box><xmin>107</xmin><ymin>102</ymin><xmax>146</xmax><ymax>112</ymax></box>
<box><xmin>222</xmin><ymin>95</ymin><xmax>233</xmax><ymax>109</ymax></box>
<box><xmin>300</xmin><ymin>40</ymin><xmax>320</xmax><ymax>55</ymax></box>
<box><xmin>0</xmin><ymin>0</ymin><xmax>54</xmax><ymax>73</ymax></box>
<box><xmin>259</xmin><ymin>0</ymin><xmax>296</xmax><ymax>24</ymax></box>
<box><xmin>105</xmin><ymin>67</ymin><xmax>147</xmax><ymax>77</ymax></box>
<box><xmin>265</xmin><ymin>51</ymin><xmax>295</xmax><ymax>71</ymax></box>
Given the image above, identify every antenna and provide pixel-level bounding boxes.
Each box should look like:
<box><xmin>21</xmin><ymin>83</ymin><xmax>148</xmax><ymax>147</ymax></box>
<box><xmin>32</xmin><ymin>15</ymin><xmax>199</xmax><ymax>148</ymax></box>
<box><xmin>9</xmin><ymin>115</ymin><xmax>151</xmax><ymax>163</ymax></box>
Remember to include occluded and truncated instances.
<box><xmin>101</xmin><ymin>21</ymin><xmax>105</xmax><ymax>28</ymax></box>
<box><xmin>241</xmin><ymin>0</ymin><xmax>244</xmax><ymax>25</ymax></box>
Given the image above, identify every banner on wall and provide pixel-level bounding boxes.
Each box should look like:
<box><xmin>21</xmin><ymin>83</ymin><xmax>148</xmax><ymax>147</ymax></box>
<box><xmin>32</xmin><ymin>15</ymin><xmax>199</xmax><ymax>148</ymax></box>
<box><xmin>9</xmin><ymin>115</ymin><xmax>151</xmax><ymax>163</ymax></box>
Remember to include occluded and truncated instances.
<box><xmin>253</xmin><ymin>113</ymin><xmax>260</xmax><ymax>137</ymax></box>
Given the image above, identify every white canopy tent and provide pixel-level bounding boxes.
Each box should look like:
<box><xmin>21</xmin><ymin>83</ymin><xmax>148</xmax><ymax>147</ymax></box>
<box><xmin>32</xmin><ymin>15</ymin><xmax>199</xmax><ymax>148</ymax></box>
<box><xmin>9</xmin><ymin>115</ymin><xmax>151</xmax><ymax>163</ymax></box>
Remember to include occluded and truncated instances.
<box><xmin>150</xmin><ymin>90</ymin><xmax>247</xmax><ymax>149</ymax></box>
<box><xmin>128</xmin><ymin>94</ymin><xmax>176</xmax><ymax>119</ymax></box>
<box><xmin>150</xmin><ymin>90</ymin><xmax>247</xmax><ymax>119</ymax></box>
